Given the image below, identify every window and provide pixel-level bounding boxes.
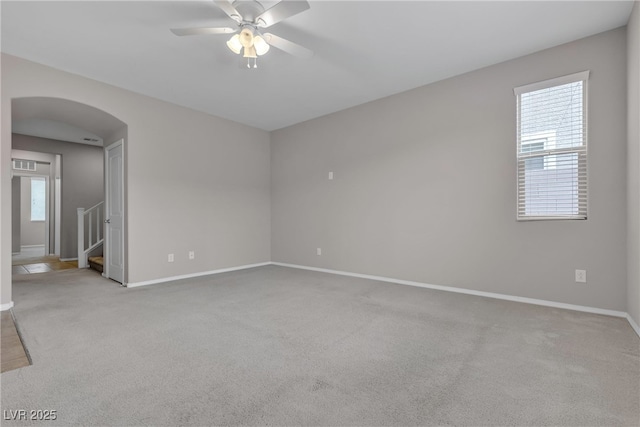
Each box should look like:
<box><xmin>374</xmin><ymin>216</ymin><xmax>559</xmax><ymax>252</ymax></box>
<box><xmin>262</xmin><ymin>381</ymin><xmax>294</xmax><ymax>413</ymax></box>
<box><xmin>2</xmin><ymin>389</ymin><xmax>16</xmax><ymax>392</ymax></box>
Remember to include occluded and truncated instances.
<box><xmin>30</xmin><ymin>177</ymin><xmax>46</xmax><ymax>222</ymax></box>
<box><xmin>514</xmin><ymin>71</ymin><xmax>588</xmax><ymax>220</ymax></box>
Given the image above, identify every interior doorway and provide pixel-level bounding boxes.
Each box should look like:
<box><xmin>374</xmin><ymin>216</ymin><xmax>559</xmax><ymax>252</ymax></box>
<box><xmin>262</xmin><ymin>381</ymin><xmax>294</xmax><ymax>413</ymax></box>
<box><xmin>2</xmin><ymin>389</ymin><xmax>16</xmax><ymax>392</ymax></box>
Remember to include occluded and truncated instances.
<box><xmin>3</xmin><ymin>97</ymin><xmax>128</xmax><ymax>300</ymax></box>
<box><xmin>14</xmin><ymin>174</ymin><xmax>48</xmax><ymax>257</ymax></box>
<box><xmin>11</xmin><ymin>162</ymin><xmax>75</xmax><ymax>275</ymax></box>
<box><xmin>104</xmin><ymin>139</ymin><xmax>124</xmax><ymax>283</ymax></box>
<box><xmin>9</xmin><ymin>97</ymin><xmax>127</xmax><ymax>286</ymax></box>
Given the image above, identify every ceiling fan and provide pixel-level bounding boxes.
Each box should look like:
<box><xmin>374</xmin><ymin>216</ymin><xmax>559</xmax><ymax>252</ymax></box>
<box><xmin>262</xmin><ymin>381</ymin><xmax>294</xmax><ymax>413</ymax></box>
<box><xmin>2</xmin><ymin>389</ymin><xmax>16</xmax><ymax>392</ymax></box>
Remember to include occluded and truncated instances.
<box><xmin>171</xmin><ymin>0</ymin><xmax>313</xmax><ymax>68</ymax></box>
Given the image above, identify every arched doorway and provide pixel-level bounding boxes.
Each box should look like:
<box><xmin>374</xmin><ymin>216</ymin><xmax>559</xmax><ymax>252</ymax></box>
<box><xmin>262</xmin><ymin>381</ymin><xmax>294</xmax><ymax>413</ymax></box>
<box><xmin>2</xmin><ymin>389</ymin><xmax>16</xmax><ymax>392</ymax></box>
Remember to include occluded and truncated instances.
<box><xmin>9</xmin><ymin>97</ymin><xmax>128</xmax><ymax>290</ymax></box>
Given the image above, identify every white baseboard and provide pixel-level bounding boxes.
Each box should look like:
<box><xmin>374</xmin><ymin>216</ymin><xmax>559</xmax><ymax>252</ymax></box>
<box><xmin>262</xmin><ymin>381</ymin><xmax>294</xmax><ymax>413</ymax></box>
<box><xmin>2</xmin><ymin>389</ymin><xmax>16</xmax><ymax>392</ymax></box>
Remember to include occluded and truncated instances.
<box><xmin>59</xmin><ymin>257</ymin><xmax>78</xmax><ymax>262</ymax></box>
<box><xmin>126</xmin><ymin>262</ymin><xmax>271</xmax><ymax>288</ymax></box>
<box><xmin>626</xmin><ymin>313</ymin><xmax>640</xmax><ymax>338</ymax></box>
<box><xmin>271</xmin><ymin>262</ymin><xmax>629</xmax><ymax>319</ymax></box>
<box><xmin>20</xmin><ymin>245</ymin><xmax>45</xmax><ymax>249</ymax></box>
<box><xmin>115</xmin><ymin>260</ymin><xmax>640</xmax><ymax>340</ymax></box>
<box><xmin>0</xmin><ymin>301</ymin><xmax>15</xmax><ymax>311</ymax></box>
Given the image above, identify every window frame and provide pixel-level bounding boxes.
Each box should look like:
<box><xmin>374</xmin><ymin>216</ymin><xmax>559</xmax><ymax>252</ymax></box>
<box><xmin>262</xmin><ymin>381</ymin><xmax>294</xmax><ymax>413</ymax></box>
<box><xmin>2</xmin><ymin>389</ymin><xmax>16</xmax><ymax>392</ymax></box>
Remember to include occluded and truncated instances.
<box><xmin>514</xmin><ymin>71</ymin><xmax>589</xmax><ymax>221</ymax></box>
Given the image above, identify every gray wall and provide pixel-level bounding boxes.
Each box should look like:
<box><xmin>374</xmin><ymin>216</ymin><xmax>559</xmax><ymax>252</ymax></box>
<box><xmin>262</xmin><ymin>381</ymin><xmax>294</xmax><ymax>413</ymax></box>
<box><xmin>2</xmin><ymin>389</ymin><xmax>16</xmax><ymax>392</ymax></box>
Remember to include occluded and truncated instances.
<box><xmin>271</xmin><ymin>28</ymin><xmax>628</xmax><ymax>311</ymax></box>
<box><xmin>19</xmin><ymin>176</ymin><xmax>46</xmax><ymax>247</ymax></box>
<box><xmin>11</xmin><ymin>177</ymin><xmax>21</xmax><ymax>253</ymax></box>
<box><xmin>628</xmin><ymin>3</ymin><xmax>640</xmax><ymax>326</ymax></box>
<box><xmin>12</xmin><ymin>135</ymin><xmax>104</xmax><ymax>259</ymax></box>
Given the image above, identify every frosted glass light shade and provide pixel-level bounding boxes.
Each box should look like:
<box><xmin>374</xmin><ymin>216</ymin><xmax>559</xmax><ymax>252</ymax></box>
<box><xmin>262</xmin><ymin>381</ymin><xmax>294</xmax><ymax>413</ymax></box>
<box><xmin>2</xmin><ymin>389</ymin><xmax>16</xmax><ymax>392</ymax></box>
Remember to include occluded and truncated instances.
<box><xmin>253</xmin><ymin>35</ymin><xmax>270</xmax><ymax>56</ymax></box>
<box><xmin>226</xmin><ymin>34</ymin><xmax>242</xmax><ymax>54</ymax></box>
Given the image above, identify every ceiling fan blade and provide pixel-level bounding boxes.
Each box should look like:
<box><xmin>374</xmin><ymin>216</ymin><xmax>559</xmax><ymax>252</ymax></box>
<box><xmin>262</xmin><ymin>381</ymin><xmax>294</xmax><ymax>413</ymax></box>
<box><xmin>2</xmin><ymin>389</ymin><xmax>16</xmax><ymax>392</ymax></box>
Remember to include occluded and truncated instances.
<box><xmin>171</xmin><ymin>27</ymin><xmax>236</xmax><ymax>36</ymax></box>
<box><xmin>255</xmin><ymin>1</ymin><xmax>310</xmax><ymax>28</ymax></box>
<box><xmin>214</xmin><ymin>0</ymin><xmax>243</xmax><ymax>23</ymax></box>
<box><xmin>263</xmin><ymin>33</ymin><xmax>313</xmax><ymax>58</ymax></box>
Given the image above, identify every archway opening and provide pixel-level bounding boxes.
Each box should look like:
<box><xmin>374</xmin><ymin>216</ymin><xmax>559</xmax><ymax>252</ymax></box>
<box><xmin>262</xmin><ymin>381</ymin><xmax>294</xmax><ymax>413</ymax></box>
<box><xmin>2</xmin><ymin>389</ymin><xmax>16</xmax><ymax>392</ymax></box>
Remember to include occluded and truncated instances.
<box><xmin>10</xmin><ymin>97</ymin><xmax>128</xmax><ymax>286</ymax></box>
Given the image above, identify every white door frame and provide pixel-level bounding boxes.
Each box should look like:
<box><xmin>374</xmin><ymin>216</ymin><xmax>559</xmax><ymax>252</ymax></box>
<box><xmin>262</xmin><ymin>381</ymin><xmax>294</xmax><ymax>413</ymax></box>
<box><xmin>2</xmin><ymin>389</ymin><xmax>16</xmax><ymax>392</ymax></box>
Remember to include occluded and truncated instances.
<box><xmin>11</xmin><ymin>150</ymin><xmax>61</xmax><ymax>256</ymax></box>
<box><xmin>104</xmin><ymin>138</ymin><xmax>125</xmax><ymax>283</ymax></box>
<box><xmin>54</xmin><ymin>154</ymin><xmax>62</xmax><ymax>257</ymax></box>
<box><xmin>13</xmin><ymin>172</ymin><xmax>51</xmax><ymax>255</ymax></box>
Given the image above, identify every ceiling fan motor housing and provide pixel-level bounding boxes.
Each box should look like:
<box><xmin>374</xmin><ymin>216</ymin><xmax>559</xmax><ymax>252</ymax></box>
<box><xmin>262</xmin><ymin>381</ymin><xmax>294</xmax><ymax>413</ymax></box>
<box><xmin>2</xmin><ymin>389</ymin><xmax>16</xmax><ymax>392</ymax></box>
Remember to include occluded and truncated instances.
<box><xmin>232</xmin><ymin>0</ymin><xmax>265</xmax><ymax>24</ymax></box>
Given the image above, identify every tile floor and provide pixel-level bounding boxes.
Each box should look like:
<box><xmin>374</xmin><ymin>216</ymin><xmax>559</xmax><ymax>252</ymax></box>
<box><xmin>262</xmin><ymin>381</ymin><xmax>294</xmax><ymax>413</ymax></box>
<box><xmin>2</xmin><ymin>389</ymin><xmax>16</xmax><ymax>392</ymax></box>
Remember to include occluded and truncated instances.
<box><xmin>12</xmin><ymin>247</ymin><xmax>78</xmax><ymax>275</ymax></box>
<box><xmin>12</xmin><ymin>261</ymin><xmax>78</xmax><ymax>275</ymax></box>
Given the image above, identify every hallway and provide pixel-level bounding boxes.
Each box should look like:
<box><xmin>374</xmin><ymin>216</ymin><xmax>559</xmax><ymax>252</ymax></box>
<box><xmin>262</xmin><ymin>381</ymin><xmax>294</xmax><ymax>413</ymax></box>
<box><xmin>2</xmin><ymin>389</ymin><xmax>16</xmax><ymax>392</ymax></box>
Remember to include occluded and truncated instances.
<box><xmin>12</xmin><ymin>247</ymin><xmax>77</xmax><ymax>275</ymax></box>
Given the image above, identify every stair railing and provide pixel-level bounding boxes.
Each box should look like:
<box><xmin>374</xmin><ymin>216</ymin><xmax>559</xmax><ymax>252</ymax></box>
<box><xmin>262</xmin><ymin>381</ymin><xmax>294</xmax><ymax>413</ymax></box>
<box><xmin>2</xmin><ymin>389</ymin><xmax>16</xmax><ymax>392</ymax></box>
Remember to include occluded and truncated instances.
<box><xmin>77</xmin><ymin>201</ymin><xmax>104</xmax><ymax>268</ymax></box>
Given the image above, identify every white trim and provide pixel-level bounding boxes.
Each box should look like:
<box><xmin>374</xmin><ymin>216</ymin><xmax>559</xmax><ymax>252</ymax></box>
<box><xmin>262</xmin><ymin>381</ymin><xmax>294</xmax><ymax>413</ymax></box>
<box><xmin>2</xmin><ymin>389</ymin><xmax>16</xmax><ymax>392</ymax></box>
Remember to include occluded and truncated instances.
<box><xmin>20</xmin><ymin>244</ymin><xmax>45</xmax><ymax>249</ymax></box>
<box><xmin>126</xmin><ymin>262</ymin><xmax>271</xmax><ymax>288</ymax></box>
<box><xmin>513</xmin><ymin>70</ymin><xmax>590</xmax><ymax>95</ymax></box>
<box><xmin>516</xmin><ymin>216</ymin><xmax>587</xmax><ymax>222</ymax></box>
<box><xmin>59</xmin><ymin>257</ymin><xmax>78</xmax><ymax>262</ymax></box>
<box><xmin>104</xmin><ymin>138</ymin><xmax>125</xmax><ymax>284</ymax></box>
<box><xmin>626</xmin><ymin>314</ymin><xmax>640</xmax><ymax>338</ymax></box>
<box><xmin>271</xmin><ymin>262</ymin><xmax>627</xmax><ymax>318</ymax></box>
<box><xmin>54</xmin><ymin>155</ymin><xmax>62</xmax><ymax>257</ymax></box>
<box><xmin>11</xmin><ymin>150</ymin><xmax>62</xmax><ymax>257</ymax></box>
<box><xmin>1</xmin><ymin>301</ymin><xmax>15</xmax><ymax>311</ymax></box>
<box><xmin>121</xmin><ymin>260</ymin><xmax>640</xmax><ymax>339</ymax></box>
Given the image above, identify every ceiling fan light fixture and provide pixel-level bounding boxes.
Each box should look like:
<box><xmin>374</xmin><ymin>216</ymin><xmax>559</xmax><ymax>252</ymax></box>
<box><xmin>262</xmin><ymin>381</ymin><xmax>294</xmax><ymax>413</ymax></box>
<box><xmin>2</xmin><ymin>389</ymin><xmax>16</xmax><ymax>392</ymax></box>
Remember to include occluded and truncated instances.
<box><xmin>239</xmin><ymin>27</ymin><xmax>254</xmax><ymax>48</ymax></box>
<box><xmin>172</xmin><ymin>0</ymin><xmax>312</xmax><ymax>67</ymax></box>
<box><xmin>253</xmin><ymin>35</ymin><xmax>270</xmax><ymax>56</ymax></box>
<box><xmin>243</xmin><ymin>44</ymin><xmax>257</xmax><ymax>59</ymax></box>
<box><xmin>226</xmin><ymin>34</ymin><xmax>242</xmax><ymax>54</ymax></box>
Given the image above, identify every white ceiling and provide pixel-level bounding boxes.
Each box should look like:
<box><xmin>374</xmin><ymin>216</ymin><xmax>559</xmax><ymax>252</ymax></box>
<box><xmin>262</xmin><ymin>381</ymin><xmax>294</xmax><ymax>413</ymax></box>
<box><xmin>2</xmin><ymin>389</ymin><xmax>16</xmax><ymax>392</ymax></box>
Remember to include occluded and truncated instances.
<box><xmin>1</xmin><ymin>1</ymin><xmax>635</xmax><ymax>131</ymax></box>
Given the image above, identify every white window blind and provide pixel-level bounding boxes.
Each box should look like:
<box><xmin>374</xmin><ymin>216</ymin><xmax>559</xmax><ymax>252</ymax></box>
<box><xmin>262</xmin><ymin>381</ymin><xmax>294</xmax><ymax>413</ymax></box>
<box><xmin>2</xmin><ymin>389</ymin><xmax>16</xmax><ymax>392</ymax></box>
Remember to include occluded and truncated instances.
<box><xmin>514</xmin><ymin>71</ymin><xmax>589</xmax><ymax>220</ymax></box>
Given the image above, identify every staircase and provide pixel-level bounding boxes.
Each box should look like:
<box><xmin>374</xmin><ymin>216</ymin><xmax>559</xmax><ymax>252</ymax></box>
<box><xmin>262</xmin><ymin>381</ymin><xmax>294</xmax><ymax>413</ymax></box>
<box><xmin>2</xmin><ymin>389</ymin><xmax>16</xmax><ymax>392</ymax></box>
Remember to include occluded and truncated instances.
<box><xmin>88</xmin><ymin>256</ymin><xmax>104</xmax><ymax>273</ymax></box>
<box><xmin>77</xmin><ymin>202</ymin><xmax>104</xmax><ymax>272</ymax></box>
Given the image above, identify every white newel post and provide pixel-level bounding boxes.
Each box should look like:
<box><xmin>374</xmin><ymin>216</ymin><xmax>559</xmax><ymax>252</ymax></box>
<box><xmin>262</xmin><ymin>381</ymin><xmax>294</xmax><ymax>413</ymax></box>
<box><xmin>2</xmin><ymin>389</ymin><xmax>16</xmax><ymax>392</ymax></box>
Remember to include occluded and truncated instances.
<box><xmin>77</xmin><ymin>207</ymin><xmax>86</xmax><ymax>268</ymax></box>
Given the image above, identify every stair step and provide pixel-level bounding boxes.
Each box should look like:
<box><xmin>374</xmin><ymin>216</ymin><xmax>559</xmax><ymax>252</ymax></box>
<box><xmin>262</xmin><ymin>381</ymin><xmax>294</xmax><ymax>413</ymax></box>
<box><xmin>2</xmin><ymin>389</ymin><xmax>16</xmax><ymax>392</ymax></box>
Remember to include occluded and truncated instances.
<box><xmin>88</xmin><ymin>256</ymin><xmax>103</xmax><ymax>266</ymax></box>
<box><xmin>88</xmin><ymin>256</ymin><xmax>104</xmax><ymax>273</ymax></box>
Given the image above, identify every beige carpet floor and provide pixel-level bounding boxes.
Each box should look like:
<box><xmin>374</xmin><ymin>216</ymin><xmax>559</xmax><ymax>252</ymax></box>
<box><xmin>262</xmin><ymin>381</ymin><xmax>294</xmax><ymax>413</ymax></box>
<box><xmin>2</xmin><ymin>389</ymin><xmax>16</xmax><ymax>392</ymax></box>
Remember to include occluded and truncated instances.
<box><xmin>1</xmin><ymin>266</ymin><xmax>639</xmax><ymax>426</ymax></box>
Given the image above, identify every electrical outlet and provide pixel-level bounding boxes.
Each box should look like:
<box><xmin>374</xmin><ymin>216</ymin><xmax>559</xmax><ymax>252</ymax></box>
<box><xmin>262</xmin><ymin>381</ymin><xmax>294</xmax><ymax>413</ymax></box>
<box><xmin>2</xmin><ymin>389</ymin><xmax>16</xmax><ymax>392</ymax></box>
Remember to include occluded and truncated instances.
<box><xmin>328</xmin><ymin>171</ymin><xmax>334</xmax><ymax>180</ymax></box>
<box><xmin>575</xmin><ymin>269</ymin><xmax>586</xmax><ymax>283</ymax></box>
<box><xmin>317</xmin><ymin>248</ymin><xmax>322</xmax><ymax>256</ymax></box>
<box><xmin>168</xmin><ymin>253</ymin><xmax>174</xmax><ymax>263</ymax></box>
<box><xmin>189</xmin><ymin>251</ymin><xmax>195</xmax><ymax>260</ymax></box>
